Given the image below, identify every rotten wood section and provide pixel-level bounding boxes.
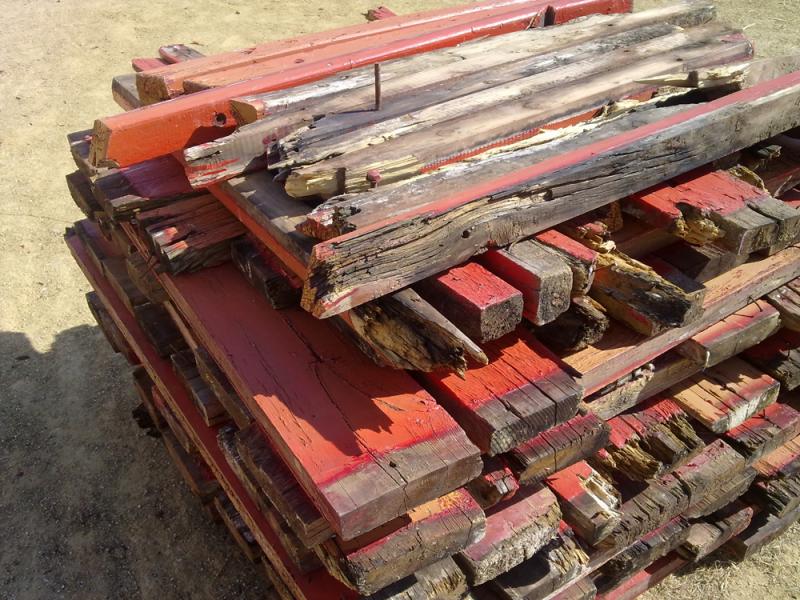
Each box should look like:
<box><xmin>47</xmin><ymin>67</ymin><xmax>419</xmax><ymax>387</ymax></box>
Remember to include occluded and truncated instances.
<box><xmin>64</xmin><ymin>228</ymin><xmax>356</xmax><ymax>600</ymax></box>
<box><xmin>420</xmin><ymin>330</ymin><xmax>583</xmax><ymax>455</ymax></box>
<box><xmin>415</xmin><ymin>262</ymin><xmax>524</xmax><ymax>343</ymax></box>
<box><xmin>317</xmin><ymin>489</ymin><xmax>485</xmax><ymax>595</ymax></box>
<box><xmin>564</xmin><ymin>245</ymin><xmax>800</xmax><ymax>396</ymax></box>
<box><xmin>284</xmin><ymin>24</ymin><xmax>747</xmax><ymax>200</ymax></box>
<box><xmin>593</xmin><ymin>397</ymin><xmax>703</xmax><ymax>481</ymax></box>
<box><xmin>507</xmin><ymin>413</ymin><xmax>610</xmax><ymax>485</ymax></box>
<box><xmin>678</xmin><ymin>501</ymin><xmax>753</xmax><ymax>561</ymax></box>
<box><xmin>480</xmin><ymin>241</ymin><xmax>573</xmax><ymax>326</ymax></box>
<box><xmin>301</xmin><ymin>65</ymin><xmax>800</xmax><ymax>319</ymax></box>
<box><xmin>456</xmin><ymin>486</ymin><xmax>561</xmax><ymax>586</ymax></box>
<box><xmin>467</xmin><ymin>457</ymin><xmax>521</xmax><ymax>510</ymax></box>
<box><xmin>744</xmin><ymin>328</ymin><xmax>800</xmax><ymax>390</ymax></box>
<box><xmin>91</xmin><ymin>0</ymin><xmax>628</xmax><ymax>167</ymax></box>
<box><xmin>533</xmin><ymin>296</ymin><xmax>610</xmax><ymax>355</ymax></box>
<box><xmin>588</xmin><ymin>250</ymin><xmax>705</xmax><ymax>337</ymax></box>
<box><xmin>490</xmin><ymin>527</ymin><xmax>590</xmax><ymax>600</ymax></box>
<box><xmin>668</xmin><ymin>357</ymin><xmax>780</xmax><ymax>433</ymax></box>
<box><xmin>545</xmin><ymin>461</ymin><xmax>621</xmax><ymax>547</ymax></box>
<box><xmin>594</xmin><ymin>517</ymin><xmax>689</xmax><ymax>593</ymax></box>
<box><xmin>677</xmin><ymin>300</ymin><xmax>781</xmax><ymax>367</ymax></box>
<box><xmin>581</xmin><ymin>364</ymin><xmax>657</xmax><ymax>421</ymax></box>
<box><xmin>626</xmin><ymin>169</ymin><xmax>800</xmax><ymax>254</ymax></box>
<box><xmin>363</xmin><ymin>557</ymin><xmax>469</xmax><ymax>600</ymax></box>
<box><xmin>749</xmin><ymin>432</ymin><xmax>800</xmax><ymax>517</ymax></box>
<box><xmin>766</xmin><ymin>278</ymin><xmax>800</xmax><ymax>331</ymax></box>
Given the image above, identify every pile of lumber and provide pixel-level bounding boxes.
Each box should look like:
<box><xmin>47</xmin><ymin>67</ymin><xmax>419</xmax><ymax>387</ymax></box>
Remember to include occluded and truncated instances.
<box><xmin>63</xmin><ymin>0</ymin><xmax>800</xmax><ymax>598</ymax></box>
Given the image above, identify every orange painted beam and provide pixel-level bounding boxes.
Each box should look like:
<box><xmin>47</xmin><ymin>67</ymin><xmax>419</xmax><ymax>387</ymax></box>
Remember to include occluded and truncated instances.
<box><xmin>89</xmin><ymin>0</ymin><xmax>631</xmax><ymax>167</ymax></box>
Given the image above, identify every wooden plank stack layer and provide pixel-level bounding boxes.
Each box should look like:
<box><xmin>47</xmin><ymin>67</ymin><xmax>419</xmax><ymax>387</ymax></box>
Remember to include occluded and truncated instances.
<box><xmin>62</xmin><ymin>1</ymin><xmax>800</xmax><ymax>598</ymax></box>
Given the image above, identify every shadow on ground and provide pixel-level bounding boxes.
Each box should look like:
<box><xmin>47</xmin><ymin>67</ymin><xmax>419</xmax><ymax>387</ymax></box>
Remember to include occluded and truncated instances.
<box><xmin>0</xmin><ymin>325</ymin><xmax>270</xmax><ymax>599</ymax></box>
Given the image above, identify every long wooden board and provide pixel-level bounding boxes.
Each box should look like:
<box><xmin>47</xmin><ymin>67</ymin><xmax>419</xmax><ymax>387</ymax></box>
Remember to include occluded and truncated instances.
<box><xmin>302</xmin><ymin>69</ymin><xmax>800</xmax><ymax>317</ymax></box>
<box><xmin>90</xmin><ymin>0</ymin><xmax>628</xmax><ymax>167</ymax></box>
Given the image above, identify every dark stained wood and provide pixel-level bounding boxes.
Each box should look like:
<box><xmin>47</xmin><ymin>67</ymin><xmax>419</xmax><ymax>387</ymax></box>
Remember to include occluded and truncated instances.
<box><xmin>480</xmin><ymin>241</ymin><xmax>573</xmax><ymax>326</ymax></box>
<box><xmin>744</xmin><ymin>328</ymin><xmax>800</xmax><ymax>390</ymax></box>
<box><xmin>507</xmin><ymin>413</ymin><xmax>610</xmax><ymax>485</ymax></box>
<box><xmin>594</xmin><ymin>517</ymin><xmax>689</xmax><ymax>593</ymax></box>
<box><xmin>545</xmin><ymin>461</ymin><xmax>621</xmax><ymax>547</ymax></box>
<box><xmin>171</xmin><ymin>349</ymin><xmax>229</xmax><ymax>427</ymax></box>
<box><xmin>230</xmin><ymin>239</ymin><xmax>301</xmax><ymax>309</ymax></box>
<box><xmin>721</xmin><ymin>500</ymin><xmax>800</xmax><ymax>560</ymax></box>
<box><xmin>589</xmin><ymin>251</ymin><xmax>705</xmax><ymax>337</ymax></box>
<box><xmin>318</xmin><ymin>489</ymin><xmax>485</xmax><ymax>595</ymax></box>
<box><xmin>533</xmin><ymin>296</ymin><xmax>610</xmax><ymax>355</ymax></box>
<box><xmin>678</xmin><ymin>501</ymin><xmax>753</xmax><ymax>561</ymax></box>
<box><xmin>302</xmin><ymin>66</ymin><xmax>800</xmax><ymax>318</ymax></box>
<box><xmin>234</xmin><ymin>424</ymin><xmax>333</xmax><ymax>548</ymax></box>
<box><xmin>194</xmin><ymin>346</ymin><xmax>253</xmax><ymax>429</ymax></box>
<box><xmin>582</xmin><ymin>364</ymin><xmax>657</xmax><ymax>421</ymax></box>
<box><xmin>85</xmin><ymin>291</ymin><xmax>138</xmax><ymax>364</ymax></box>
<box><xmin>654</xmin><ymin>240</ymin><xmax>747</xmax><ymax>283</ymax></box>
<box><xmin>456</xmin><ymin>486</ymin><xmax>561</xmax><ymax>585</ymax></box>
<box><xmin>213</xmin><ymin>493</ymin><xmax>264</xmax><ymax>563</ymax></box>
<box><xmin>420</xmin><ymin>330</ymin><xmax>582</xmax><ymax>455</ymax></box>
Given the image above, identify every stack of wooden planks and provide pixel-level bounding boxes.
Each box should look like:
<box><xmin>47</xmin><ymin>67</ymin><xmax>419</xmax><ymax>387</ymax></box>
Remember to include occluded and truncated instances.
<box><xmin>63</xmin><ymin>1</ymin><xmax>800</xmax><ymax>598</ymax></box>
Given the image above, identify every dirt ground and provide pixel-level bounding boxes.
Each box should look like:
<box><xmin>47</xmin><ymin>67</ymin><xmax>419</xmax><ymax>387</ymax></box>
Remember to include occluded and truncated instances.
<box><xmin>1</xmin><ymin>0</ymin><xmax>799</xmax><ymax>598</ymax></box>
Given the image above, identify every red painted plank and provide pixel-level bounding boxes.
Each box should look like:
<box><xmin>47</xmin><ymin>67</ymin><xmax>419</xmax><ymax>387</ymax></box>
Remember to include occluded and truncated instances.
<box><xmin>89</xmin><ymin>0</ymin><xmax>631</xmax><ymax>167</ymax></box>
<box><xmin>420</xmin><ymin>329</ymin><xmax>582</xmax><ymax>455</ymax></box>
<box><xmin>65</xmin><ymin>229</ymin><xmax>353</xmax><ymax>600</ymax></box>
<box><xmin>131</xmin><ymin>57</ymin><xmax>168</xmax><ymax>72</ymax></box>
<box><xmin>151</xmin><ymin>247</ymin><xmax>482</xmax><ymax>541</ymax></box>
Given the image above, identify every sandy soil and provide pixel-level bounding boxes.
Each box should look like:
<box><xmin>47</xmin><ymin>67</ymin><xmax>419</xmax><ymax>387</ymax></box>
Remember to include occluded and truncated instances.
<box><xmin>0</xmin><ymin>0</ymin><xmax>798</xmax><ymax>598</ymax></box>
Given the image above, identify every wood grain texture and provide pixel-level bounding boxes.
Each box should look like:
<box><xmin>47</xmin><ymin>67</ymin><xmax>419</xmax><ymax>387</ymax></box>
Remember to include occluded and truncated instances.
<box><xmin>545</xmin><ymin>461</ymin><xmax>621</xmax><ymax>547</ymax></box>
<box><xmin>420</xmin><ymin>330</ymin><xmax>582</xmax><ymax>455</ymax></box>
<box><xmin>456</xmin><ymin>486</ymin><xmax>561</xmax><ymax>585</ymax></box>
<box><xmin>415</xmin><ymin>262</ymin><xmax>523</xmax><ymax>343</ymax></box>
<box><xmin>508</xmin><ymin>413</ymin><xmax>609</xmax><ymax>485</ymax></box>
<box><xmin>303</xmin><ymin>63</ymin><xmax>800</xmax><ymax>318</ymax></box>
<box><xmin>318</xmin><ymin>489</ymin><xmax>485</xmax><ymax>595</ymax></box>
<box><xmin>564</xmin><ymin>244</ymin><xmax>800</xmax><ymax>395</ymax></box>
